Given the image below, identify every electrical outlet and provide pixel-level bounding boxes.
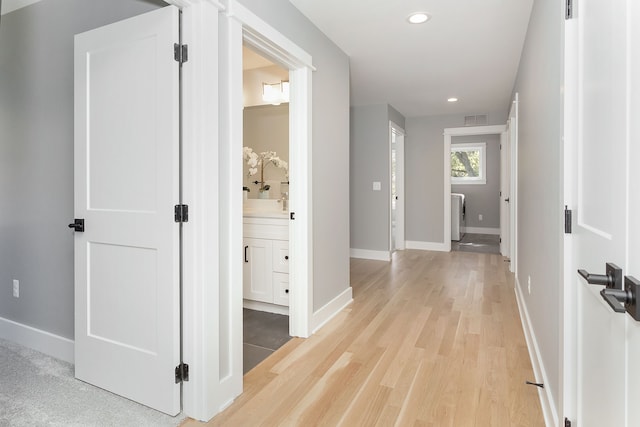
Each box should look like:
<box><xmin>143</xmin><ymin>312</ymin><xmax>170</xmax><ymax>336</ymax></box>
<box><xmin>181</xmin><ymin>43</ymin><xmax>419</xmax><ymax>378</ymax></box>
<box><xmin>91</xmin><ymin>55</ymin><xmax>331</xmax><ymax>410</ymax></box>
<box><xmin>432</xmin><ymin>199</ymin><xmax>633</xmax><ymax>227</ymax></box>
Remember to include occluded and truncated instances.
<box><xmin>372</xmin><ymin>181</ymin><xmax>381</xmax><ymax>191</ymax></box>
<box><xmin>479</xmin><ymin>214</ymin><xmax>483</xmax><ymax>221</ymax></box>
<box><xmin>12</xmin><ymin>280</ymin><xmax>19</xmax><ymax>298</ymax></box>
<box><xmin>527</xmin><ymin>276</ymin><xmax>531</xmax><ymax>294</ymax></box>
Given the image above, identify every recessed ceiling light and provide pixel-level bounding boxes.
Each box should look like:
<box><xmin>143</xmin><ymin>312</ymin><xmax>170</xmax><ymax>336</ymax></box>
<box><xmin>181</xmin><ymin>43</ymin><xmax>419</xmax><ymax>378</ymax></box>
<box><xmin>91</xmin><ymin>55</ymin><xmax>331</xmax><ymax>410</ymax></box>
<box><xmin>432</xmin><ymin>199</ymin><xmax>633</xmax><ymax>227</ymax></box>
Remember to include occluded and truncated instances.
<box><xmin>448</xmin><ymin>97</ymin><xmax>458</xmax><ymax>103</ymax></box>
<box><xmin>407</xmin><ymin>13</ymin><xmax>430</xmax><ymax>24</ymax></box>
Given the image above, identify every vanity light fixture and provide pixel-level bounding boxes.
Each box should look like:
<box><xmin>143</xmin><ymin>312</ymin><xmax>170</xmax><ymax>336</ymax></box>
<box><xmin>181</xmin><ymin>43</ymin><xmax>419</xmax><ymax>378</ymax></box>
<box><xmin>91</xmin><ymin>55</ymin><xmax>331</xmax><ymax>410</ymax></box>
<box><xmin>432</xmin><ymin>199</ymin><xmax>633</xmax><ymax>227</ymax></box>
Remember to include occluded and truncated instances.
<box><xmin>262</xmin><ymin>80</ymin><xmax>290</xmax><ymax>105</ymax></box>
<box><xmin>448</xmin><ymin>97</ymin><xmax>459</xmax><ymax>102</ymax></box>
<box><xmin>407</xmin><ymin>12</ymin><xmax>430</xmax><ymax>24</ymax></box>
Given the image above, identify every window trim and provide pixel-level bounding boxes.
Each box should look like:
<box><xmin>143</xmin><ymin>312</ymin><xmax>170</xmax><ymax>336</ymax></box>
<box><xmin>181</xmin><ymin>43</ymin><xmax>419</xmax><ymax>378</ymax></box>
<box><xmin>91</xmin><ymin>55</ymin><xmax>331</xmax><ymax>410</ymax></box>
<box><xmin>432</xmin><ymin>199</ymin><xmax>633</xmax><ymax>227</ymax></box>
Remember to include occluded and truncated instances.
<box><xmin>450</xmin><ymin>142</ymin><xmax>487</xmax><ymax>185</ymax></box>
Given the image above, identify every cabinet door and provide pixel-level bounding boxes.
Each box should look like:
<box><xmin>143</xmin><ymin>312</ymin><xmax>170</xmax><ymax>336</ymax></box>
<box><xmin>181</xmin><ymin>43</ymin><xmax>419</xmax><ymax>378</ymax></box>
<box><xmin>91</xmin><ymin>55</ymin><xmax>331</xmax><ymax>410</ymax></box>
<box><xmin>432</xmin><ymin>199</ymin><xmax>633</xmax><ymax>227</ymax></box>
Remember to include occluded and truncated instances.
<box><xmin>272</xmin><ymin>272</ymin><xmax>290</xmax><ymax>307</ymax></box>
<box><xmin>272</xmin><ymin>240</ymin><xmax>289</xmax><ymax>273</ymax></box>
<box><xmin>243</xmin><ymin>238</ymin><xmax>273</xmax><ymax>303</ymax></box>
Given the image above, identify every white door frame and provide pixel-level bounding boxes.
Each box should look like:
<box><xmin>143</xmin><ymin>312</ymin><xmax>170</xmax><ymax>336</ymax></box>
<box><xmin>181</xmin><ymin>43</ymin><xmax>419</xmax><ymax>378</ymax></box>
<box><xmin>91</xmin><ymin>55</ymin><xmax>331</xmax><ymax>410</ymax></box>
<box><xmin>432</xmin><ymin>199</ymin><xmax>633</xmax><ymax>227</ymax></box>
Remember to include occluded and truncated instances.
<box><xmin>227</xmin><ymin>0</ymin><xmax>314</xmax><ymax>337</ymax></box>
<box><xmin>443</xmin><ymin>125</ymin><xmax>506</xmax><ymax>251</ymax></box>
<box><xmin>164</xmin><ymin>0</ymin><xmax>314</xmax><ymax>421</ymax></box>
<box><xmin>390</xmin><ymin>121</ymin><xmax>405</xmax><ymax>251</ymax></box>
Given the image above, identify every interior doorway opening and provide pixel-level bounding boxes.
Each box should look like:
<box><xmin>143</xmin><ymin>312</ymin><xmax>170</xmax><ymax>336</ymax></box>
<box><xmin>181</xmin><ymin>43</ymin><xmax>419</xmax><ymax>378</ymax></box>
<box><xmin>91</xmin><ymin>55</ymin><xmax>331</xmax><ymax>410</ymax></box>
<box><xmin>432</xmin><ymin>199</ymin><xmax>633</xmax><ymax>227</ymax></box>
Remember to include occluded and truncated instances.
<box><xmin>443</xmin><ymin>125</ymin><xmax>508</xmax><ymax>253</ymax></box>
<box><xmin>390</xmin><ymin>122</ymin><xmax>405</xmax><ymax>252</ymax></box>
<box><xmin>240</xmin><ymin>45</ymin><xmax>293</xmax><ymax>373</ymax></box>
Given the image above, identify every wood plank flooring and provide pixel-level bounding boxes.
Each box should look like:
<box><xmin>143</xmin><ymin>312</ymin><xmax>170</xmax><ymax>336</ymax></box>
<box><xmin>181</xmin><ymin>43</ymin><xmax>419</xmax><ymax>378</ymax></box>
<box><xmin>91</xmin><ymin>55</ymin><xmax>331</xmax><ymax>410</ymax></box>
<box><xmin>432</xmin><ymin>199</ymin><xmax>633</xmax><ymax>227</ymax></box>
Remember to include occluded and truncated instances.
<box><xmin>182</xmin><ymin>249</ymin><xmax>544</xmax><ymax>426</ymax></box>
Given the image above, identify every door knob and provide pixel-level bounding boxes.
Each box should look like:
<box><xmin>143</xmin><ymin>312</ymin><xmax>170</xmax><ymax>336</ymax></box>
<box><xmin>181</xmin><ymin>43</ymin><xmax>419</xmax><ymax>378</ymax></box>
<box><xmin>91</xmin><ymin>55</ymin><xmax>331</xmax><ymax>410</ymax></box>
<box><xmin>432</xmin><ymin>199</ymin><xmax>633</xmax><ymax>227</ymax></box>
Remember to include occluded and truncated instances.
<box><xmin>577</xmin><ymin>262</ymin><xmax>623</xmax><ymax>289</ymax></box>
<box><xmin>600</xmin><ymin>276</ymin><xmax>640</xmax><ymax>320</ymax></box>
<box><xmin>68</xmin><ymin>219</ymin><xmax>84</xmax><ymax>232</ymax></box>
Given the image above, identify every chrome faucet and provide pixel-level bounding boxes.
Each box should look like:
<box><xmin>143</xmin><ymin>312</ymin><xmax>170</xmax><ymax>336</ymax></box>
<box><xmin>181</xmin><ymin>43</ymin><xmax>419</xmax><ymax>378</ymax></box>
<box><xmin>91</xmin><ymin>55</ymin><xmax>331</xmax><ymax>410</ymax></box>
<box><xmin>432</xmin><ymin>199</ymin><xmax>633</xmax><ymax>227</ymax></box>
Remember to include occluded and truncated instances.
<box><xmin>280</xmin><ymin>192</ymin><xmax>289</xmax><ymax>211</ymax></box>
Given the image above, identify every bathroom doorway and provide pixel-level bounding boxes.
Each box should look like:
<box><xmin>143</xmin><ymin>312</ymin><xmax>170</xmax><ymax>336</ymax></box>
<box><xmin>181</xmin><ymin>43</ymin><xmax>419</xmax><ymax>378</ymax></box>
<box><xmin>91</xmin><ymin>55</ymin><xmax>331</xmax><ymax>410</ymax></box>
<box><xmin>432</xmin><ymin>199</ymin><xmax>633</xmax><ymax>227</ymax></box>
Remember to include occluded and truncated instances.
<box><xmin>241</xmin><ymin>45</ymin><xmax>292</xmax><ymax>372</ymax></box>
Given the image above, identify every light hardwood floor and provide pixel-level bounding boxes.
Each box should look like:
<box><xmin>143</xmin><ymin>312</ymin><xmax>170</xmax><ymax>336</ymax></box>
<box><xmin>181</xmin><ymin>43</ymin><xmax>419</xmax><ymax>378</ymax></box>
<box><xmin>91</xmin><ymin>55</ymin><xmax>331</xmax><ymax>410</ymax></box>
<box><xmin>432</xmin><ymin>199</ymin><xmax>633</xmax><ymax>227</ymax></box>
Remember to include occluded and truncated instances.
<box><xmin>183</xmin><ymin>249</ymin><xmax>544</xmax><ymax>426</ymax></box>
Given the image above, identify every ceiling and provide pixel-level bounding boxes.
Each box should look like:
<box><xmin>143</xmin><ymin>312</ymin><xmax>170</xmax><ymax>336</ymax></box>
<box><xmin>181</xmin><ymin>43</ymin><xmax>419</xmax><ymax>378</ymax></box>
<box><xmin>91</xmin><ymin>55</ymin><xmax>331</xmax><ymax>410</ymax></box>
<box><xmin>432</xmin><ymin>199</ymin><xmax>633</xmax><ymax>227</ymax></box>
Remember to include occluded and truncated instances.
<box><xmin>289</xmin><ymin>0</ymin><xmax>534</xmax><ymax>118</ymax></box>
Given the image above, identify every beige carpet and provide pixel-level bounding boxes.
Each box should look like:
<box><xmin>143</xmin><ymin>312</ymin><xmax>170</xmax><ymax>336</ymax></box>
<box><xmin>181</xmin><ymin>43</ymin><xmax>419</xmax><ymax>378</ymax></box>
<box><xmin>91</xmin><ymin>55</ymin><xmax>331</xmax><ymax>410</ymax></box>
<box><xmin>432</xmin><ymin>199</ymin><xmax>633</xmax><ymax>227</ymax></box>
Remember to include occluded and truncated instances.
<box><xmin>0</xmin><ymin>338</ymin><xmax>184</xmax><ymax>427</ymax></box>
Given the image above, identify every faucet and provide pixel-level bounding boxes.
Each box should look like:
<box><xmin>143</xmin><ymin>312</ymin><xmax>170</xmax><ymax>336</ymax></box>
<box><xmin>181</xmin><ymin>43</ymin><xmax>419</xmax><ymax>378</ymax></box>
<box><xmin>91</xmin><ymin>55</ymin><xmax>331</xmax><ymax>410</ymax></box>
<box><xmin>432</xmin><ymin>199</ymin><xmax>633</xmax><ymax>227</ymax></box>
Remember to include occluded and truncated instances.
<box><xmin>280</xmin><ymin>192</ymin><xmax>289</xmax><ymax>211</ymax></box>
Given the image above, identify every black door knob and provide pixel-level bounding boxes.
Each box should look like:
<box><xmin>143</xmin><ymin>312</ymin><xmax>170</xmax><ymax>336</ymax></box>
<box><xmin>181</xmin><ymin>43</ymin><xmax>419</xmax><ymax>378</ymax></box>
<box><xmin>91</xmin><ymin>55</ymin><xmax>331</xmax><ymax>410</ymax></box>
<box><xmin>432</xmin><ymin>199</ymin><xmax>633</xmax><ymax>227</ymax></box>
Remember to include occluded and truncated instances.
<box><xmin>68</xmin><ymin>219</ymin><xmax>85</xmax><ymax>232</ymax></box>
<box><xmin>577</xmin><ymin>262</ymin><xmax>623</xmax><ymax>289</ymax></box>
<box><xmin>600</xmin><ymin>276</ymin><xmax>640</xmax><ymax>320</ymax></box>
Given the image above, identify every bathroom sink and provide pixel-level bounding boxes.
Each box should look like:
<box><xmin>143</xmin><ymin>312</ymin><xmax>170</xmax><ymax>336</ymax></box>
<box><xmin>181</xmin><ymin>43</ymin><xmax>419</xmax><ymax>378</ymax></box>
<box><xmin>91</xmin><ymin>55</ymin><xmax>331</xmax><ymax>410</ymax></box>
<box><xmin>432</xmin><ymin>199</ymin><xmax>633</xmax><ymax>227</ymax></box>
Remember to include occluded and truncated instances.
<box><xmin>243</xmin><ymin>199</ymin><xmax>288</xmax><ymax>217</ymax></box>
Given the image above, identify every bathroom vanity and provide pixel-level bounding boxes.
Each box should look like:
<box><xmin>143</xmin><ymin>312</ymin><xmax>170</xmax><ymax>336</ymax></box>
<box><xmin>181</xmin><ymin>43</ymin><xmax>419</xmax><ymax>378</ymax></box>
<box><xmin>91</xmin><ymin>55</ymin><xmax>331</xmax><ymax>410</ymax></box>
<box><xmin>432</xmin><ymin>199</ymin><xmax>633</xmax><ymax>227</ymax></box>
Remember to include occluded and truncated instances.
<box><xmin>243</xmin><ymin>200</ymin><xmax>289</xmax><ymax>314</ymax></box>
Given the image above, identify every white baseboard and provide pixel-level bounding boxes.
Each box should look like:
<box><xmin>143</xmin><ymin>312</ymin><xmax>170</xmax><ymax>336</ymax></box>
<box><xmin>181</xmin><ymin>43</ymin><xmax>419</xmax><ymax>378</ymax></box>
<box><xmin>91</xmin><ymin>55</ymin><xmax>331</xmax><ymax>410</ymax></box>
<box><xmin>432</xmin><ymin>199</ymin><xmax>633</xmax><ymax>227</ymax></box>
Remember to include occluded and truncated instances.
<box><xmin>312</xmin><ymin>287</ymin><xmax>353</xmax><ymax>334</ymax></box>
<box><xmin>461</xmin><ymin>226</ymin><xmax>500</xmax><ymax>235</ymax></box>
<box><xmin>243</xmin><ymin>300</ymin><xmax>289</xmax><ymax>315</ymax></box>
<box><xmin>514</xmin><ymin>279</ymin><xmax>558</xmax><ymax>427</ymax></box>
<box><xmin>405</xmin><ymin>241</ymin><xmax>449</xmax><ymax>252</ymax></box>
<box><xmin>350</xmin><ymin>248</ymin><xmax>391</xmax><ymax>261</ymax></box>
<box><xmin>0</xmin><ymin>316</ymin><xmax>74</xmax><ymax>363</ymax></box>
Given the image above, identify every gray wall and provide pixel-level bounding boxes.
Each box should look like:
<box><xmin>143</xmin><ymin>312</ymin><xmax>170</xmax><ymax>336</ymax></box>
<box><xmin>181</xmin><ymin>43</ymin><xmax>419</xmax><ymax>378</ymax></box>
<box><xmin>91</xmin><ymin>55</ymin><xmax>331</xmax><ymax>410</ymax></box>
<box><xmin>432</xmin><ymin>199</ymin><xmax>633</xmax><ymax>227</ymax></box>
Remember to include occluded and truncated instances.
<box><xmin>350</xmin><ymin>104</ymin><xmax>406</xmax><ymax>252</ymax></box>
<box><xmin>237</xmin><ymin>0</ymin><xmax>351</xmax><ymax>310</ymax></box>
<box><xmin>243</xmin><ymin>104</ymin><xmax>289</xmax><ymax>197</ymax></box>
<box><xmin>451</xmin><ymin>134</ymin><xmax>501</xmax><ymax>229</ymax></box>
<box><xmin>511</xmin><ymin>0</ymin><xmax>563</xmax><ymax>413</ymax></box>
<box><xmin>405</xmin><ymin>112</ymin><xmax>506</xmax><ymax>244</ymax></box>
<box><xmin>0</xmin><ymin>0</ymin><xmax>166</xmax><ymax>340</ymax></box>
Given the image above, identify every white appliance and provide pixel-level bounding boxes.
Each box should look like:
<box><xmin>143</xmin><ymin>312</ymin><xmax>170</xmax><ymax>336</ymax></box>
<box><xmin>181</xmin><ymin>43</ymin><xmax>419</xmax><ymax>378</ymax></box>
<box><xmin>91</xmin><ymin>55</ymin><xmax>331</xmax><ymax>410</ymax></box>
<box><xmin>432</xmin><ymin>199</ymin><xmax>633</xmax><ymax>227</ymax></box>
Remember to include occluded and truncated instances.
<box><xmin>451</xmin><ymin>193</ymin><xmax>466</xmax><ymax>241</ymax></box>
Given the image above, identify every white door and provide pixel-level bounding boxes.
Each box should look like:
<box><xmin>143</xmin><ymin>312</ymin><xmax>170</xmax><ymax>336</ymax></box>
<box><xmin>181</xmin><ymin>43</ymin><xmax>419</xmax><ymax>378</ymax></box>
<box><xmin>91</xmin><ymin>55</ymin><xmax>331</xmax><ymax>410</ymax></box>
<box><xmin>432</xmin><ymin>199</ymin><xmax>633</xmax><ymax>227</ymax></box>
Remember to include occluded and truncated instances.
<box><xmin>566</xmin><ymin>0</ymin><xmax>640</xmax><ymax>425</ymax></box>
<box><xmin>499</xmin><ymin>129</ymin><xmax>510</xmax><ymax>257</ymax></box>
<box><xmin>73</xmin><ymin>6</ymin><xmax>181</xmax><ymax>415</ymax></box>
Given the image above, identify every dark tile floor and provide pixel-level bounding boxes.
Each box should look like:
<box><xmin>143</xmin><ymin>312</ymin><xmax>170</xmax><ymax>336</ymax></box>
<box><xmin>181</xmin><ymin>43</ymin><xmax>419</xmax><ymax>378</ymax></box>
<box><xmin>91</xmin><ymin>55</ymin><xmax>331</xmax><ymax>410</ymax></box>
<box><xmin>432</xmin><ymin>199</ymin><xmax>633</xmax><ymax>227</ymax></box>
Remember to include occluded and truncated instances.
<box><xmin>451</xmin><ymin>233</ymin><xmax>501</xmax><ymax>254</ymax></box>
<box><xmin>243</xmin><ymin>308</ymin><xmax>291</xmax><ymax>374</ymax></box>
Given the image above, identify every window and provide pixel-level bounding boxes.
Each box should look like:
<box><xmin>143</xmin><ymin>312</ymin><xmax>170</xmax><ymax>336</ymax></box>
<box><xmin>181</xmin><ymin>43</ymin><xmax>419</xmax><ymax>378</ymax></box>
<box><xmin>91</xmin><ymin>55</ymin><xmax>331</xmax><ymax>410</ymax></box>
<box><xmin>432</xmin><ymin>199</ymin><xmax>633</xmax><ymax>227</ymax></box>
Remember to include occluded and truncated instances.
<box><xmin>451</xmin><ymin>142</ymin><xmax>486</xmax><ymax>184</ymax></box>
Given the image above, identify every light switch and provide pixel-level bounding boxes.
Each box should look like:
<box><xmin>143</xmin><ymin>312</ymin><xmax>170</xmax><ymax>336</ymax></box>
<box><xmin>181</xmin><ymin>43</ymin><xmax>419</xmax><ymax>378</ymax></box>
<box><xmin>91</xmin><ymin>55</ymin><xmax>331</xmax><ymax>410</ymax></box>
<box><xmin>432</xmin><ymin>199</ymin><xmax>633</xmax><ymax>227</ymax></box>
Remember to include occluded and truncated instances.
<box><xmin>373</xmin><ymin>181</ymin><xmax>381</xmax><ymax>191</ymax></box>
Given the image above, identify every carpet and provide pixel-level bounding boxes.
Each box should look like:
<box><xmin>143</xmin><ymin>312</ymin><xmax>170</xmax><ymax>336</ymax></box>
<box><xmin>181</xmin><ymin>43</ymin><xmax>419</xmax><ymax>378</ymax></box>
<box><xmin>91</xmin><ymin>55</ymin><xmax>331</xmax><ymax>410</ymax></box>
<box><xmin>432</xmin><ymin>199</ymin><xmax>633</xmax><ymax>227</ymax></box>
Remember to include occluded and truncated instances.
<box><xmin>0</xmin><ymin>338</ymin><xmax>184</xmax><ymax>427</ymax></box>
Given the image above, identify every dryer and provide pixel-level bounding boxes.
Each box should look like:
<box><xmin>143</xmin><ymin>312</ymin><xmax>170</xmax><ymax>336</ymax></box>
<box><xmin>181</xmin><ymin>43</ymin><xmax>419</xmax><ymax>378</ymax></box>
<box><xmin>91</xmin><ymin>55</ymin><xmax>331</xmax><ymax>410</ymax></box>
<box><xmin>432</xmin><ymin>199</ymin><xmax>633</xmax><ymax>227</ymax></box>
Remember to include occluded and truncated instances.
<box><xmin>451</xmin><ymin>193</ymin><xmax>466</xmax><ymax>241</ymax></box>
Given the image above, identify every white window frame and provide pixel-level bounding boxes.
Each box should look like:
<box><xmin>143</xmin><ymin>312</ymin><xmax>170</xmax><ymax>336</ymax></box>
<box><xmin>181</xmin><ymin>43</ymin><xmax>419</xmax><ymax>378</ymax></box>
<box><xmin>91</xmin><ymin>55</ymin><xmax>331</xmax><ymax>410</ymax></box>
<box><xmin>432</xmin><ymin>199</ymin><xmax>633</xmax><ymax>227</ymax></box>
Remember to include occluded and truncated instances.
<box><xmin>450</xmin><ymin>142</ymin><xmax>487</xmax><ymax>185</ymax></box>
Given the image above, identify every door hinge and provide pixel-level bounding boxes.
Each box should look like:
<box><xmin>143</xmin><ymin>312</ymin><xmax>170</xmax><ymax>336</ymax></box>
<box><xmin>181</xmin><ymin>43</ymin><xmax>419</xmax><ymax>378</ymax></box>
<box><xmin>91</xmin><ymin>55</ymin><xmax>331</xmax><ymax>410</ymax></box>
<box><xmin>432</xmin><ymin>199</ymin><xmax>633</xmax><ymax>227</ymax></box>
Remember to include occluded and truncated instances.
<box><xmin>175</xmin><ymin>204</ymin><xmax>189</xmax><ymax>223</ymax></box>
<box><xmin>174</xmin><ymin>43</ymin><xmax>188</xmax><ymax>64</ymax></box>
<box><xmin>564</xmin><ymin>206</ymin><xmax>572</xmax><ymax>234</ymax></box>
<box><xmin>175</xmin><ymin>363</ymin><xmax>189</xmax><ymax>383</ymax></box>
<box><xmin>565</xmin><ymin>0</ymin><xmax>573</xmax><ymax>19</ymax></box>
<box><xmin>499</xmin><ymin>237</ymin><xmax>502</xmax><ymax>243</ymax></box>
<box><xmin>564</xmin><ymin>417</ymin><xmax>572</xmax><ymax>427</ymax></box>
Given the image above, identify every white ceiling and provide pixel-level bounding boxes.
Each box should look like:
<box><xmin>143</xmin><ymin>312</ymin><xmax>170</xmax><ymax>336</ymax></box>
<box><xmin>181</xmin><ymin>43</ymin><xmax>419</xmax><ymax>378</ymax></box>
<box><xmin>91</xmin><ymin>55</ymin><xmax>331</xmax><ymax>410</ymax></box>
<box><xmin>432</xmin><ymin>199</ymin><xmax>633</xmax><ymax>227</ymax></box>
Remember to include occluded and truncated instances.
<box><xmin>289</xmin><ymin>0</ymin><xmax>534</xmax><ymax>118</ymax></box>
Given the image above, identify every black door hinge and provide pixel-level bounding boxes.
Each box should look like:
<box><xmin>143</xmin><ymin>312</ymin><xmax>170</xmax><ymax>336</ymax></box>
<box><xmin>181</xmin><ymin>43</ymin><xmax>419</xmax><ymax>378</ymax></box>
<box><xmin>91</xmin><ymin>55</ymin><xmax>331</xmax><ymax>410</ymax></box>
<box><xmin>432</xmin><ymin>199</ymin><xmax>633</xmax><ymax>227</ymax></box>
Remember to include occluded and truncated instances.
<box><xmin>174</xmin><ymin>43</ymin><xmax>188</xmax><ymax>64</ymax></box>
<box><xmin>565</xmin><ymin>0</ymin><xmax>573</xmax><ymax>19</ymax></box>
<box><xmin>290</xmin><ymin>212</ymin><xmax>296</xmax><ymax>220</ymax></box>
<box><xmin>564</xmin><ymin>206</ymin><xmax>572</xmax><ymax>234</ymax></box>
<box><xmin>499</xmin><ymin>237</ymin><xmax>502</xmax><ymax>243</ymax></box>
<box><xmin>175</xmin><ymin>363</ymin><xmax>189</xmax><ymax>383</ymax></box>
<box><xmin>565</xmin><ymin>417</ymin><xmax>572</xmax><ymax>427</ymax></box>
<box><xmin>175</xmin><ymin>204</ymin><xmax>189</xmax><ymax>223</ymax></box>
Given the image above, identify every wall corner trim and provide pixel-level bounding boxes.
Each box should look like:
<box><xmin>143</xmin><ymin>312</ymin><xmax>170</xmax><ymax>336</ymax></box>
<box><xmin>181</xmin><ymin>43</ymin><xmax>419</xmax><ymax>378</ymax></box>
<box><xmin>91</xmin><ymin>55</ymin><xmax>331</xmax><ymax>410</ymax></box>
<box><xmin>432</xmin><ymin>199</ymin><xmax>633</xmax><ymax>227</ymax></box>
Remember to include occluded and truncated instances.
<box><xmin>0</xmin><ymin>317</ymin><xmax>74</xmax><ymax>364</ymax></box>
<box><xmin>349</xmin><ymin>248</ymin><xmax>392</xmax><ymax>261</ymax></box>
<box><xmin>514</xmin><ymin>280</ymin><xmax>559</xmax><ymax>427</ymax></box>
<box><xmin>312</xmin><ymin>287</ymin><xmax>353</xmax><ymax>334</ymax></box>
<box><xmin>405</xmin><ymin>241</ymin><xmax>449</xmax><ymax>252</ymax></box>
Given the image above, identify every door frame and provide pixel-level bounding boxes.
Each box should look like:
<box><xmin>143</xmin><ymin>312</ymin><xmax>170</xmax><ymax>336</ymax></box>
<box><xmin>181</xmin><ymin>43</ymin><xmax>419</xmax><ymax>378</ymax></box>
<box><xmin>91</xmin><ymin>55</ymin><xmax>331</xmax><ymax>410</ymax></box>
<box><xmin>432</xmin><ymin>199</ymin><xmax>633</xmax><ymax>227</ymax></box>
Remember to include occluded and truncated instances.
<box><xmin>164</xmin><ymin>0</ymin><xmax>315</xmax><ymax>421</ymax></box>
<box><xmin>508</xmin><ymin>93</ymin><xmax>519</xmax><ymax>274</ymax></box>
<box><xmin>443</xmin><ymin>124</ymin><xmax>507</xmax><ymax>251</ymax></box>
<box><xmin>389</xmin><ymin>121</ymin><xmax>405</xmax><ymax>252</ymax></box>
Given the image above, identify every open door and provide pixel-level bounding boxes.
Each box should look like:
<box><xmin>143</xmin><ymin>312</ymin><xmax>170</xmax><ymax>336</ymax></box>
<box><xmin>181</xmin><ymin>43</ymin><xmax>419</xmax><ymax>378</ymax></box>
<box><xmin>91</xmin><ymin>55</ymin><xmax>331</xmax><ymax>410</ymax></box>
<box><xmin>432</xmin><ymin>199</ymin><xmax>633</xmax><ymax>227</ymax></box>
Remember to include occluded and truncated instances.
<box><xmin>73</xmin><ymin>6</ymin><xmax>181</xmax><ymax>415</ymax></box>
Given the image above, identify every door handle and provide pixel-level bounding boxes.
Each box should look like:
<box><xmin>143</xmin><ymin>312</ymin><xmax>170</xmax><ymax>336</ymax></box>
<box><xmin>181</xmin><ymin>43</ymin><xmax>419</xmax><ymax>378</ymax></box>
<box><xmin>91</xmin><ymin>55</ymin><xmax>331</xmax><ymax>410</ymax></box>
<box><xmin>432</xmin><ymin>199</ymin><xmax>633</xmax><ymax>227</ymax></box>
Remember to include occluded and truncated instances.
<box><xmin>244</xmin><ymin>246</ymin><xmax>249</xmax><ymax>263</ymax></box>
<box><xmin>600</xmin><ymin>276</ymin><xmax>640</xmax><ymax>320</ymax></box>
<box><xmin>577</xmin><ymin>262</ymin><xmax>623</xmax><ymax>289</ymax></box>
<box><xmin>68</xmin><ymin>219</ymin><xmax>85</xmax><ymax>232</ymax></box>
<box><xmin>504</xmin><ymin>198</ymin><xmax>510</xmax><ymax>202</ymax></box>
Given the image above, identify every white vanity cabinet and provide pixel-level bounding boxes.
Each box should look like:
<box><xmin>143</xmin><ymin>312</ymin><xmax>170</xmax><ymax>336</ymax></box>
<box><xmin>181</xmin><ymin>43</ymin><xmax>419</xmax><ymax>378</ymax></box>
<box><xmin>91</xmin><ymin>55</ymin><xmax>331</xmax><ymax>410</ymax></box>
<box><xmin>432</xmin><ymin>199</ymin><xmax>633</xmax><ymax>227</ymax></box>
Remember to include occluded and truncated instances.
<box><xmin>243</xmin><ymin>215</ymin><xmax>289</xmax><ymax>310</ymax></box>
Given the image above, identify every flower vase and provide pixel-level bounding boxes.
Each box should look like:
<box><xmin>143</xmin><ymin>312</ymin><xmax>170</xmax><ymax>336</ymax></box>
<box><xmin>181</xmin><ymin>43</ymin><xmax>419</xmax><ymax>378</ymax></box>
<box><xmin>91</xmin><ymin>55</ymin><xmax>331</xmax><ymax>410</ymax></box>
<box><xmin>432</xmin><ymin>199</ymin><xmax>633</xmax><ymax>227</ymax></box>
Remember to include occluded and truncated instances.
<box><xmin>258</xmin><ymin>190</ymin><xmax>270</xmax><ymax>199</ymax></box>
